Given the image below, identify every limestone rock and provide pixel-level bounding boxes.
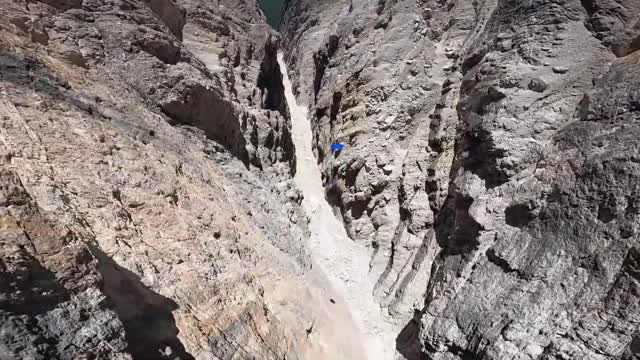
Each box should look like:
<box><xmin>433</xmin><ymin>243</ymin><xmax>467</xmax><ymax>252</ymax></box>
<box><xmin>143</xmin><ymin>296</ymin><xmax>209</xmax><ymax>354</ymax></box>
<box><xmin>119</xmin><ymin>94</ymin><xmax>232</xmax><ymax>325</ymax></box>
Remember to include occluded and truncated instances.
<box><xmin>0</xmin><ymin>0</ymin><xmax>318</xmax><ymax>359</ymax></box>
<box><xmin>2</xmin><ymin>0</ymin><xmax>640</xmax><ymax>358</ymax></box>
<box><xmin>281</xmin><ymin>0</ymin><xmax>640</xmax><ymax>358</ymax></box>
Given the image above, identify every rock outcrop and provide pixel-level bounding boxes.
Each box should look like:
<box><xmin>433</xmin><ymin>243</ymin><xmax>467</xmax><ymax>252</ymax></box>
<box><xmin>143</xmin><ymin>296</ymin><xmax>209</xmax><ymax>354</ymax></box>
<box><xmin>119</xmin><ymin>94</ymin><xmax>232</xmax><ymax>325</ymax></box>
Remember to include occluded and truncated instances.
<box><xmin>281</xmin><ymin>0</ymin><xmax>640</xmax><ymax>358</ymax></box>
<box><xmin>3</xmin><ymin>0</ymin><xmax>640</xmax><ymax>358</ymax></box>
<box><xmin>0</xmin><ymin>0</ymin><xmax>321</xmax><ymax>359</ymax></box>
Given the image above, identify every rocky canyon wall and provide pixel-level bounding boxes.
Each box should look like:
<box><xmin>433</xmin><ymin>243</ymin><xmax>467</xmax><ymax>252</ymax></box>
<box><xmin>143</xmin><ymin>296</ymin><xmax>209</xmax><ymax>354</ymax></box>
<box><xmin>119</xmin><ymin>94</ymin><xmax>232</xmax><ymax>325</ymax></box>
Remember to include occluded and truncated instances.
<box><xmin>2</xmin><ymin>0</ymin><xmax>640</xmax><ymax>359</ymax></box>
<box><xmin>281</xmin><ymin>0</ymin><xmax>640</xmax><ymax>358</ymax></box>
<box><xmin>0</xmin><ymin>0</ymin><xmax>322</xmax><ymax>359</ymax></box>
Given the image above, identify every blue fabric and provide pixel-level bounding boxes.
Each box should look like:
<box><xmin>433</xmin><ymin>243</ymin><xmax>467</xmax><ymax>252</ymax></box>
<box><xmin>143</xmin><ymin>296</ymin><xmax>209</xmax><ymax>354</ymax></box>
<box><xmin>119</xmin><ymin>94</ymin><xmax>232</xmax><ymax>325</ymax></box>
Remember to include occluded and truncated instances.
<box><xmin>331</xmin><ymin>143</ymin><xmax>345</xmax><ymax>151</ymax></box>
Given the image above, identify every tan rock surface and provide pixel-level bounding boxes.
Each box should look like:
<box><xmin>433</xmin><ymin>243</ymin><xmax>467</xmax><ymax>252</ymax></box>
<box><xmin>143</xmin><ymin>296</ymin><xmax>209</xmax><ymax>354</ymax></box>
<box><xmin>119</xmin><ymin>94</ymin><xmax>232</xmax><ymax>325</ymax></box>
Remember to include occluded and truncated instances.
<box><xmin>0</xmin><ymin>1</ymin><xmax>356</xmax><ymax>359</ymax></box>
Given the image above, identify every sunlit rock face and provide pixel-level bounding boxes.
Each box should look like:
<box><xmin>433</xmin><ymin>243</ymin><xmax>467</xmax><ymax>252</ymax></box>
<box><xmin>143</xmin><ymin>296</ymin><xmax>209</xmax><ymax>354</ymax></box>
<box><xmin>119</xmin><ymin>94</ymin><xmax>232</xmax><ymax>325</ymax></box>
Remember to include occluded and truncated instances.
<box><xmin>281</xmin><ymin>0</ymin><xmax>640</xmax><ymax>358</ymax></box>
<box><xmin>1</xmin><ymin>0</ymin><xmax>639</xmax><ymax>359</ymax></box>
<box><xmin>0</xmin><ymin>1</ymin><xmax>310</xmax><ymax>359</ymax></box>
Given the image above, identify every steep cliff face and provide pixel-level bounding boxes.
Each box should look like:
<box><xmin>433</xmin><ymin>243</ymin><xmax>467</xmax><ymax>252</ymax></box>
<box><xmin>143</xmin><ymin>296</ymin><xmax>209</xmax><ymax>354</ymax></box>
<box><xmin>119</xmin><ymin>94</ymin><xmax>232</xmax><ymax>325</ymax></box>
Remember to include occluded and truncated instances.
<box><xmin>0</xmin><ymin>0</ymin><xmax>325</xmax><ymax>359</ymax></box>
<box><xmin>281</xmin><ymin>0</ymin><xmax>640</xmax><ymax>359</ymax></box>
<box><xmin>3</xmin><ymin>0</ymin><xmax>640</xmax><ymax>358</ymax></box>
<box><xmin>282</xmin><ymin>0</ymin><xmax>450</xmax><ymax>321</ymax></box>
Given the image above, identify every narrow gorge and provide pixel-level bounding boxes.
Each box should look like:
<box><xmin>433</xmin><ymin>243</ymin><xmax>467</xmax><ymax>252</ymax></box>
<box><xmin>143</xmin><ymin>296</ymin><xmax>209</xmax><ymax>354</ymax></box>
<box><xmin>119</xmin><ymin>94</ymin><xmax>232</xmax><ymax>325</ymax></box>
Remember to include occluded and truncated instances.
<box><xmin>0</xmin><ymin>0</ymin><xmax>639</xmax><ymax>360</ymax></box>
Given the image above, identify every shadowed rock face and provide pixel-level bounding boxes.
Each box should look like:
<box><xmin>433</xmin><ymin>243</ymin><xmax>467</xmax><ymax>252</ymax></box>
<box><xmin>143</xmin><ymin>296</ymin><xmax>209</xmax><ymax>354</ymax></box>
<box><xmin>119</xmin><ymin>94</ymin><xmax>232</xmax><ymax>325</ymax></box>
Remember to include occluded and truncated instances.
<box><xmin>281</xmin><ymin>0</ymin><xmax>640</xmax><ymax>358</ymax></box>
<box><xmin>0</xmin><ymin>169</ymin><xmax>132</xmax><ymax>360</ymax></box>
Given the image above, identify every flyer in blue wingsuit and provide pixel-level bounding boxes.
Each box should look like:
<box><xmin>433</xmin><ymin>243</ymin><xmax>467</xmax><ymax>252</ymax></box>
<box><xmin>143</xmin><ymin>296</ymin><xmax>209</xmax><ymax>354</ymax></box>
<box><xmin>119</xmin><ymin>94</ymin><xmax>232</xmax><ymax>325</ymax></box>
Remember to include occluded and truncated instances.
<box><xmin>331</xmin><ymin>143</ymin><xmax>345</xmax><ymax>152</ymax></box>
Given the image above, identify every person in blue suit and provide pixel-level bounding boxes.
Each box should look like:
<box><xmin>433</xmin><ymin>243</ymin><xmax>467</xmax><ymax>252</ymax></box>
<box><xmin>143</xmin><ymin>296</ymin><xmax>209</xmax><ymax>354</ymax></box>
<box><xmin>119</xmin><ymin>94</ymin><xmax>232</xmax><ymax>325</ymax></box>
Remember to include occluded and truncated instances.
<box><xmin>331</xmin><ymin>143</ymin><xmax>345</xmax><ymax>155</ymax></box>
<box><xmin>327</xmin><ymin>143</ymin><xmax>345</xmax><ymax>182</ymax></box>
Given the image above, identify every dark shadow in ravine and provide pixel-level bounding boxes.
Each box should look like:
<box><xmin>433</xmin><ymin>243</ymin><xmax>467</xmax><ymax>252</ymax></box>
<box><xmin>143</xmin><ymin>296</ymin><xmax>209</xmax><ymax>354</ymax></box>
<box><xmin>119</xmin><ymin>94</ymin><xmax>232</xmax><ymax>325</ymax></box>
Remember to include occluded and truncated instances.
<box><xmin>0</xmin><ymin>243</ymin><xmax>70</xmax><ymax>316</ymax></box>
<box><xmin>257</xmin><ymin>0</ymin><xmax>286</xmax><ymax>29</ymax></box>
<box><xmin>395</xmin><ymin>311</ymin><xmax>427</xmax><ymax>360</ymax></box>
<box><xmin>89</xmin><ymin>244</ymin><xmax>194</xmax><ymax>360</ymax></box>
<box><xmin>160</xmin><ymin>84</ymin><xmax>251</xmax><ymax>169</ymax></box>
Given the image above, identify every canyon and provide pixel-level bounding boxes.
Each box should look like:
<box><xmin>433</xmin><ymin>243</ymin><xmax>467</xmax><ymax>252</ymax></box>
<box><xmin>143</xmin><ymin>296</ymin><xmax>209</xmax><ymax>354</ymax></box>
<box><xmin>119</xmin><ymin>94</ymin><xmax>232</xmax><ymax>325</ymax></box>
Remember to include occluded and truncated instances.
<box><xmin>0</xmin><ymin>0</ymin><xmax>639</xmax><ymax>359</ymax></box>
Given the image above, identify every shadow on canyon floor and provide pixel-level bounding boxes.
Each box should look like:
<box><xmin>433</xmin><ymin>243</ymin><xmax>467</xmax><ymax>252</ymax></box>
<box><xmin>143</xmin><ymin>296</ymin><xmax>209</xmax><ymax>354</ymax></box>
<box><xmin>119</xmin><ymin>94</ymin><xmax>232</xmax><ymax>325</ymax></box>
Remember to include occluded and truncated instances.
<box><xmin>396</xmin><ymin>314</ymin><xmax>427</xmax><ymax>360</ymax></box>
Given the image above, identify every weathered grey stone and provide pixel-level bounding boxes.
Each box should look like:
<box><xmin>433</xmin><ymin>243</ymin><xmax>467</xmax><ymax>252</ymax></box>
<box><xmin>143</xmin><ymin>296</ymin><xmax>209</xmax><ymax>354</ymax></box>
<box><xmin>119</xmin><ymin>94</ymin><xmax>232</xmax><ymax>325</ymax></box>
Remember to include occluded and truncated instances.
<box><xmin>0</xmin><ymin>0</ymin><xmax>318</xmax><ymax>359</ymax></box>
<box><xmin>2</xmin><ymin>0</ymin><xmax>640</xmax><ymax>358</ymax></box>
<box><xmin>528</xmin><ymin>78</ymin><xmax>547</xmax><ymax>93</ymax></box>
<box><xmin>281</xmin><ymin>0</ymin><xmax>640</xmax><ymax>358</ymax></box>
